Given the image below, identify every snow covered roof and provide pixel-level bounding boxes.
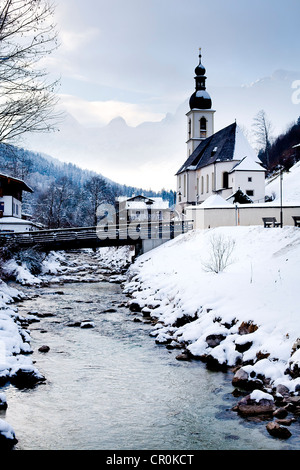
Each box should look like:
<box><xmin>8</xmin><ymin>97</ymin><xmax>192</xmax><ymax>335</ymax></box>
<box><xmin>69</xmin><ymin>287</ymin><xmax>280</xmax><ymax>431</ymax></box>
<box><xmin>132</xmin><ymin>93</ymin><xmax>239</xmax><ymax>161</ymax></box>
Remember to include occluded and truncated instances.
<box><xmin>126</xmin><ymin>198</ymin><xmax>169</xmax><ymax>210</ymax></box>
<box><xmin>229</xmin><ymin>155</ymin><xmax>266</xmax><ymax>173</ymax></box>
<box><xmin>0</xmin><ymin>217</ymin><xmax>39</xmax><ymax>225</ymax></box>
<box><xmin>117</xmin><ymin>194</ymin><xmax>169</xmax><ymax>210</ymax></box>
<box><xmin>176</xmin><ymin>122</ymin><xmax>262</xmax><ymax>175</ymax></box>
<box><xmin>200</xmin><ymin>194</ymin><xmax>232</xmax><ymax>207</ymax></box>
<box><xmin>0</xmin><ymin>173</ymin><xmax>33</xmax><ymax>193</ymax></box>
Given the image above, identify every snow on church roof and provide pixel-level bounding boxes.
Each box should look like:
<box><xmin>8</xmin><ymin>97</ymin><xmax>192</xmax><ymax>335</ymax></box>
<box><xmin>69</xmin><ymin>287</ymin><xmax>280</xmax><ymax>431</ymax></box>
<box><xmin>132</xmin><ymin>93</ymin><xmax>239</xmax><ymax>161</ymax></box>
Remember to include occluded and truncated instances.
<box><xmin>229</xmin><ymin>155</ymin><xmax>266</xmax><ymax>173</ymax></box>
<box><xmin>233</xmin><ymin>125</ymin><xmax>262</xmax><ymax>164</ymax></box>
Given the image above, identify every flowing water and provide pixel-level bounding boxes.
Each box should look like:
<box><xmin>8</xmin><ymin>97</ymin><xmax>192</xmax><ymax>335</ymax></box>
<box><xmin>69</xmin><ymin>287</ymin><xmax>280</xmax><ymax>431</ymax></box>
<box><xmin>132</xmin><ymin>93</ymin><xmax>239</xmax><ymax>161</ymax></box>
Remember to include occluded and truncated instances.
<box><xmin>2</xmin><ymin>267</ymin><xmax>300</xmax><ymax>450</ymax></box>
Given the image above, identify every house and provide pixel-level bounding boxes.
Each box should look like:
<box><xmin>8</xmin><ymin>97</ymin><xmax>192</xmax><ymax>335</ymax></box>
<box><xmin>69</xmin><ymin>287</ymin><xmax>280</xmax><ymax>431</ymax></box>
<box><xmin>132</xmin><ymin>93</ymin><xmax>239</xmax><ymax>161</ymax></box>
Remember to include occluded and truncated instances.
<box><xmin>176</xmin><ymin>50</ymin><xmax>266</xmax><ymax>208</ymax></box>
<box><xmin>115</xmin><ymin>195</ymin><xmax>170</xmax><ymax>223</ymax></box>
<box><xmin>0</xmin><ymin>173</ymin><xmax>41</xmax><ymax>232</ymax></box>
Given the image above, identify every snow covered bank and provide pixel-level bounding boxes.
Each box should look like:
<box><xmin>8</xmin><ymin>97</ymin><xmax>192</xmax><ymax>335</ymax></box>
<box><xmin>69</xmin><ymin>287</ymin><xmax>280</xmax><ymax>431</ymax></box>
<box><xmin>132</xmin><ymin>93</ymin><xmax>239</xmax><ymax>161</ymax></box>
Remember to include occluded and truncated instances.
<box><xmin>124</xmin><ymin>226</ymin><xmax>300</xmax><ymax>394</ymax></box>
<box><xmin>0</xmin><ymin>279</ymin><xmax>46</xmax><ymax>447</ymax></box>
<box><xmin>266</xmin><ymin>161</ymin><xmax>300</xmax><ymax>203</ymax></box>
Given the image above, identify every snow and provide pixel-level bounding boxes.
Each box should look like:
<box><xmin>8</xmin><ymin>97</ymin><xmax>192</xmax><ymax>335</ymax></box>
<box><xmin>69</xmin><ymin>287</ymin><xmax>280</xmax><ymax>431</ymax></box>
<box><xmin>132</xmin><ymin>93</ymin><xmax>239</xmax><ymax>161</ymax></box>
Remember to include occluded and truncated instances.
<box><xmin>0</xmin><ymin>278</ymin><xmax>45</xmax><ymax>443</ymax></box>
<box><xmin>0</xmin><ymin>418</ymin><xmax>16</xmax><ymax>441</ymax></box>
<box><xmin>266</xmin><ymin>161</ymin><xmax>300</xmax><ymax>203</ymax></box>
<box><xmin>3</xmin><ymin>259</ymin><xmax>42</xmax><ymax>285</ymax></box>
<box><xmin>250</xmin><ymin>390</ymin><xmax>274</xmax><ymax>402</ymax></box>
<box><xmin>200</xmin><ymin>194</ymin><xmax>231</xmax><ymax>207</ymax></box>
<box><xmin>230</xmin><ymin>155</ymin><xmax>265</xmax><ymax>172</ymax></box>
<box><xmin>233</xmin><ymin>125</ymin><xmax>262</xmax><ymax>163</ymax></box>
<box><xmin>124</xmin><ymin>225</ymin><xmax>300</xmax><ymax>391</ymax></box>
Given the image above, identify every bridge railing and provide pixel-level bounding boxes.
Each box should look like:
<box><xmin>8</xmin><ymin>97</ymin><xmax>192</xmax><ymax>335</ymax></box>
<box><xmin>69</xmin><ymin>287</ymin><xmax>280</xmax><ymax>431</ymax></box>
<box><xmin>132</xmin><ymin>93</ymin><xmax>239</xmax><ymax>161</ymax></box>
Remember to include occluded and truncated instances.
<box><xmin>0</xmin><ymin>220</ymin><xmax>194</xmax><ymax>247</ymax></box>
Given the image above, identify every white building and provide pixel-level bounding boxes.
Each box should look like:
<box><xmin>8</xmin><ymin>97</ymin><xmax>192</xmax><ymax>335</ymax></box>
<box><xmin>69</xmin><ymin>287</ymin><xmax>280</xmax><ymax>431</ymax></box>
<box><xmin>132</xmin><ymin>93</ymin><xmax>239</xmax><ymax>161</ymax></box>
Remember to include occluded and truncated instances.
<box><xmin>0</xmin><ymin>173</ymin><xmax>41</xmax><ymax>232</ymax></box>
<box><xmin>176</xmin><ymin>50</ymin><xmax>266</xmax><ymax>208</ymax></box>
<box><xmin>115</xmin><ymin>194</ymin><xmax>170</xmax><ymax>223</ymax></box>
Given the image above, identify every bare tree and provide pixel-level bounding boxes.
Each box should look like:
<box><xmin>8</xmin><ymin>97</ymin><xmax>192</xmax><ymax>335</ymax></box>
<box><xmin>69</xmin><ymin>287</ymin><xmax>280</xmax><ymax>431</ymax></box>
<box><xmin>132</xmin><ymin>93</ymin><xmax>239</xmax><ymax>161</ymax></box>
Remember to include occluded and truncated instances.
<box><xmin>84</xmin><ymin>176</ymin><xmax>110</xmax><ymax>226</ymax></box>
<box><xmin>0</xmin><ymin>0</ymin><xmax>61</xmax><ymax>144</ymax></box>
<box><xmin>252</xmin><ymin>110</ymin><xmax>273</xmax><ymax>168</ymax></box>
<box><xmin>202</xmin><ymin>234</ymin><xmax>236</xmax><ymax>273</ymax></box>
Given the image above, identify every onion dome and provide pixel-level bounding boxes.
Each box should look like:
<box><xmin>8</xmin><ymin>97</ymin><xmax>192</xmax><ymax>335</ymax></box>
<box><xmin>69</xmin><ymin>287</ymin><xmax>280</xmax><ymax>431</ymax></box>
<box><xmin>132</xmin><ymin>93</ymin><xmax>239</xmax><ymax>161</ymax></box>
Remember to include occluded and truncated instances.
<box><xmin>189</xmin><ymin>49</ymin><xmax>212</xmax><ymax>110</ymax></box>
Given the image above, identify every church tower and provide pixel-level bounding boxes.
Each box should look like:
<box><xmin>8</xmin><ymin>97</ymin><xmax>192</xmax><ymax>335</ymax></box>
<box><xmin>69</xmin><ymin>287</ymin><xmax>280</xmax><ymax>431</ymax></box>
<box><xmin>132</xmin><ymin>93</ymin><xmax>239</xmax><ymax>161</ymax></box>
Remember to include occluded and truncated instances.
<box><xmin>186</xmin><ymin>49</ymin><xmax>215</xmax><ymax>156</ymax></box>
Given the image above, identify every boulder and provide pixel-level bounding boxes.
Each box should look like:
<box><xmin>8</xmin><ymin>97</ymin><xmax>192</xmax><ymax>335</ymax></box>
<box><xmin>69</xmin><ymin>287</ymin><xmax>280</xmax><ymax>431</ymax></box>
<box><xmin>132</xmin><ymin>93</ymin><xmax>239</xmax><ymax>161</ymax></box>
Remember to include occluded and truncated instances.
<box><xmin>0</xmin><ymin>420</ymin><xmax>18</xmax><ymax>449</ymax></box>
<box><xmin>266</xmin><ymin>421</ymin><xmax>292</xmax><ymax>439</ymax></box>
<box><xmin>273</xmin><ymin>407</ymin><xmax>288</xmax><ymax>419</ymax></box>
<box><xmin>275</xmin><ymin>384</ymin><xmax>290</xmax><ymax>397</ymax></box>
<box><xmin>128</xmin><ymin>302</ymin><xmax>142</xmax><ymax>312</ymax></box>
<box><xmin>175</xmin><ymin>352</ymin><xmax>190</xmax><ymax>361</ymax></box>
<box><xmin>232</xmin><ymin>367</ymin><xmax>263</xmax><ymax>391</ymax></box>
<box><xmin>10</xmin><ymin>366</ymin><xmax>45</xmax><ymax>388</ymax></box>
<box><xmin>235</xmin><ymin>340</ymin><xmax>253</xmax><ymax>353</ymax></box>
<box><xmin>233</xmin><ymin>391</ymin><xmax>275</xmax><ymax>417</ymax></box>
<box><xmin>80</xmin><ymin>321</ymin><xmax>95</xmax><ymax>328</ymax></box>
<box><xmin>206</xmin><ymin>334</ymin><xmax>226</xmax><ymax>348</ymax></box>
<box><xmin>238</xmin><ymin>321</ymin><xmax>258</xmax><ymax>335</ymax></box>
<box><xmin>38</xmin><ymin>345</ymin><xmax>50</xmax><ymax>353</ymax></box>
<box><xmin>0</xmin><ymin>394</ymin><xmax>7</xmax><ymax>410</ymax></box>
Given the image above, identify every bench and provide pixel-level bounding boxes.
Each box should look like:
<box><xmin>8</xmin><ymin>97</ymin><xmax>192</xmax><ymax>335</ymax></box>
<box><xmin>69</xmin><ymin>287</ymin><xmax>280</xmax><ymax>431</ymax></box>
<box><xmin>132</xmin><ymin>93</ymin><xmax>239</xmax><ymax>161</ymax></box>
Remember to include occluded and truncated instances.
<box><xmin>262</xmin><ymin>217</ymin><xmax>281</xmax><ymax>228</ymax></box>
<box><xmin>292</xmin><ymin>216</ymin><xmax>300</xmax><ymax>227</ymax></box>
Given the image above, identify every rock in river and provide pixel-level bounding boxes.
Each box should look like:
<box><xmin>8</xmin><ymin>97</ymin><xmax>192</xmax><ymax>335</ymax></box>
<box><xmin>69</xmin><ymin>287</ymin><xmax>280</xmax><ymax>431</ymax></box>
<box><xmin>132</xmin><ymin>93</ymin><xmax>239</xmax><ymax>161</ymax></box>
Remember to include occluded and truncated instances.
<box><xmin>232</xmin><ymin>389</ymin><xmax>275</xmax><ymax>417</ymax></box>
<box><xmin>266</xmin><ymin>421</ymin><xmax>292</xmax><ymax>439</ymax></box>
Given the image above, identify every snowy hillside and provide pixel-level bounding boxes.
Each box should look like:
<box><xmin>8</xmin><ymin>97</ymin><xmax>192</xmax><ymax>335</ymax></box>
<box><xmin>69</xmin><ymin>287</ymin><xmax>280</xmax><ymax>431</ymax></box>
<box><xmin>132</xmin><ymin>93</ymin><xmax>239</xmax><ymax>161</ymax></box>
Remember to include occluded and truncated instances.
<box><xmin>265</xmin><ymin>161</ymin><xmax>300</xmax><ymax>203</ymax></box>
<box><xmin>124</xmin><ymin>226</ymin><xmax>300</xmax><ymax>391</ymax></box>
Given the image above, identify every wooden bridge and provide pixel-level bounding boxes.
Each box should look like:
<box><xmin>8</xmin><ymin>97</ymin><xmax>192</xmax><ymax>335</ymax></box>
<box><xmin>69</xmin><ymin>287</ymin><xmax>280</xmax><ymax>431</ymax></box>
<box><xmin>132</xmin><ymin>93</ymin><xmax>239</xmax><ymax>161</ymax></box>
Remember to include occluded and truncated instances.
<box><xmin>0</xmin><ymin>220</ymin><xmax>193</xmax><ymax>255</ymax></box>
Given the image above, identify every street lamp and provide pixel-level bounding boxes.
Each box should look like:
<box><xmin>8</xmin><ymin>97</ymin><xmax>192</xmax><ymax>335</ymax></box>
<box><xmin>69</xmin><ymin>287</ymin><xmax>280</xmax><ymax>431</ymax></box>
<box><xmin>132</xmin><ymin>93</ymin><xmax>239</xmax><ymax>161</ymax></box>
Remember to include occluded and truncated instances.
<box><xmin>279</xmin><ymin>166</ymin><xmax>283</xmax><ymax>228</ymax></box>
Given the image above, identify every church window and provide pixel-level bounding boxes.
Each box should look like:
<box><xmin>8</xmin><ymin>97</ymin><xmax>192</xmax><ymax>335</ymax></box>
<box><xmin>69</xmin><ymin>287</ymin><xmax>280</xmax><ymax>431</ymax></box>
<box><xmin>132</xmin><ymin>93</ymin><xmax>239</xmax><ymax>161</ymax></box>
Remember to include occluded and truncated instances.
<box><xmin>248</xmin><ymin>177</ymin><xmax>252</xmax><ymax>182</ymax></box>
<box><xmin>212</xmin><ymin>172</ymin><xmax>215</xmax><ymax>191</ymax></box>
<box><xmin>184</xmin><ymin>174</ymin><xmax>187</xmax><ymax>197</ymax></box>
<box><xmin>188</xmin><ymin>119</ymin><xmax>191</xmax><ymax>138</ymax></box>
<box><xmin>222</xmin><ymin>171</ymin><xmax>229</xmax><ymax>189</ymax></box>
<box><xmin>206</xmin><ymin>174</ymin><xmax>209</xmax><ymax>193</ymax></box>
<box><xmin>201</xmin><ymin>176</ymin><xmax>204</xmax><ymax>194</ymax></box>
<box><xmin>200</xmin><ymin>117</ymin><xmax>207</xmax><ymax>138</ymax></box>
<box><xmin>246</xmin><ymin>190</ymin><xmax>254</xmax><ymax>196</ymax></box>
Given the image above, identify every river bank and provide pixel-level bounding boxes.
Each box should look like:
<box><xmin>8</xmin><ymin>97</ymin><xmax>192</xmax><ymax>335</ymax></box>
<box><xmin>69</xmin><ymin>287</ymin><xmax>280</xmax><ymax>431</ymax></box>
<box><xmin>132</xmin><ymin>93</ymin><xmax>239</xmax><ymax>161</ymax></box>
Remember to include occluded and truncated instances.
<box><xmin>0</xmin><ymin>246</ymin><xmax>133</xmax><ymax>448</ymax></box>
<box><xmin>0</xmin><ymin>232</ymin><xmax>299</xmax><ymax>448</ymax></box>
<box><xmin>122</xmin><ymin>226</ymin><xmax>300</xmax><ymax>440</ymax></box>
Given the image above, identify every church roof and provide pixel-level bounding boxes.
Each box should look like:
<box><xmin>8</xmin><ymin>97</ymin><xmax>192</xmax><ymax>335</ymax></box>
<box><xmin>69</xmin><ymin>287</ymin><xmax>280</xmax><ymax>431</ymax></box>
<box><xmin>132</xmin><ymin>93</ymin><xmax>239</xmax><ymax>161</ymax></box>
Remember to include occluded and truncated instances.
<box><xmin>176</xmin><ymin>122</ymin><xmax>265</xmax><ymax>175</ymax></box>
<box><xmin>176</xmin><ymin>122</ymin><xmax>237</xmax><ymax>174</ymax></box>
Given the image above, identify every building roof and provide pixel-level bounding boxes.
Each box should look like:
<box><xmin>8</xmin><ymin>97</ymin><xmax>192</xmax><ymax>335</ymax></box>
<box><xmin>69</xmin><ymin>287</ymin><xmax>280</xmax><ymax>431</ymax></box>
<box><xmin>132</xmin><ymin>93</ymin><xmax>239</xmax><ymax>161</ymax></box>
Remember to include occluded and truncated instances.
<box><xmin>0</xmin><ymin>173</ymin><xmax>33</xmax><ymax>192</ymax></box>
<box><xmin>200</xmin><ymin>194</ymin><xmax>232</xmax><ymax>207</ymax></box>
<box><xmin>229</xmin><ymin>155</ymin><xmax>266</xmax><ymax>173</ymax></box>
<box><xmin>116</xmin><ymin>194</ymin><xmax>169</xmax><ymax>210</ymax></box>
<box><xmin>176</xmin><ymin>122</ymin><xmax>264</xmax><ymax>175</ymax></box>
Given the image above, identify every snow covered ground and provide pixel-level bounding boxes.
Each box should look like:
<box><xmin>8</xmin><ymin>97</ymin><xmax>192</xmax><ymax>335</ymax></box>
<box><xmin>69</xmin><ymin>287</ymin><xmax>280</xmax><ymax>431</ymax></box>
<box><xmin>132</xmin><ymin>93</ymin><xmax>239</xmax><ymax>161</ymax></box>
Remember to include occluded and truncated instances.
<box><xmin>124</xmin><ymin>225</ymin><xmax>300</xmax><ymax>393</ymax></box>
<box><xmin>266</xmin><ymin>161</ymin><xmax>300</xmax><ymax>203</ymax></box>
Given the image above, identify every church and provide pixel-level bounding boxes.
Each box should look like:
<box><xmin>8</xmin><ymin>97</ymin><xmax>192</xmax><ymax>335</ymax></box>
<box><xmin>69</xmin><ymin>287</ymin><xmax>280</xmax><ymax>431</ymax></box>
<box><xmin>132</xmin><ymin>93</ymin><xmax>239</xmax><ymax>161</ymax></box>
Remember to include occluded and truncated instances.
<box><xmin>176</xmin><ymin>50</ymin><xmax>266</xmax><ymax>208</ymax></box>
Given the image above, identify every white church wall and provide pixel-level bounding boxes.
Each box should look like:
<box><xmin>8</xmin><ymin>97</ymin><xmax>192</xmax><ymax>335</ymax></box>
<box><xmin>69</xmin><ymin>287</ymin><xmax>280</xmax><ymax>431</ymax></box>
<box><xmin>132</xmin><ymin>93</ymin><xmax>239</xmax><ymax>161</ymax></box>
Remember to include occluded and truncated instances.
<box><xmin>185</xmin><ymin>203</ymin><xmax>300</xmax><ymax>229</ymax></box>
<box><xmin>232</xmin><ymin>171</ymin><xmax>266</xmax><ymax>203</ymax></box>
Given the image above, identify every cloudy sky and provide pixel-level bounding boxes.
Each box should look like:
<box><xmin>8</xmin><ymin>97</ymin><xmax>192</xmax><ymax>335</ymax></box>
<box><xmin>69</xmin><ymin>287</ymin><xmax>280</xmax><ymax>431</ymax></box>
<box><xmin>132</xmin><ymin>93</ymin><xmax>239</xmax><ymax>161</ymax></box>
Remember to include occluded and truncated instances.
<box><xmin>26</xmin><ymin>0</ymin><xmax>300</xmax><ymax>190</ymax></box>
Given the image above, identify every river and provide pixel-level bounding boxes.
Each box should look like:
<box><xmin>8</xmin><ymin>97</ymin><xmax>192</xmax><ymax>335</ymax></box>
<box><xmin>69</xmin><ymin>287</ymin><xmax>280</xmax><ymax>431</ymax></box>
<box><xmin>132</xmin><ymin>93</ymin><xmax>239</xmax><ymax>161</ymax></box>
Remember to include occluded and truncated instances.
<box><xmin>1</xmin><ymin>252</ymin><xmax>299</xmax><ymax>450</ymax></box>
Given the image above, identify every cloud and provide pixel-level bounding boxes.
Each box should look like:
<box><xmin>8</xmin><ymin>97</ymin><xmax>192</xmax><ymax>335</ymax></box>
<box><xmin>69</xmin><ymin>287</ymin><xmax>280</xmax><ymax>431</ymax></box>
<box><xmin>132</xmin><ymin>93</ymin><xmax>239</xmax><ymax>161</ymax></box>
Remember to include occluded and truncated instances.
<box><xmin>58</xmin><ymin>94</ymin><xmax>165</xmax><ymax>127</ymax></box>
<box><xmin>59</xmin><ymin>28</ymin><xmax>101</xmax><ymax>53</ymax></box>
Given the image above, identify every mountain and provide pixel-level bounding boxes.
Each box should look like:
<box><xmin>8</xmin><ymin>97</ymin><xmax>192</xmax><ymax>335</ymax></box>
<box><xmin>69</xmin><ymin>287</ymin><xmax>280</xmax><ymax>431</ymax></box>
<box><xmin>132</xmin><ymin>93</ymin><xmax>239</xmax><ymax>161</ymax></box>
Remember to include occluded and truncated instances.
<box><xmin>0</xmin><ymin>144</ymin><xmax>175</xmax><ymax>229</ymax></box>
<box><xmin>22</xmin><ymin>69</ymin><xmax>300</xmax><ymax>191</ymax></box>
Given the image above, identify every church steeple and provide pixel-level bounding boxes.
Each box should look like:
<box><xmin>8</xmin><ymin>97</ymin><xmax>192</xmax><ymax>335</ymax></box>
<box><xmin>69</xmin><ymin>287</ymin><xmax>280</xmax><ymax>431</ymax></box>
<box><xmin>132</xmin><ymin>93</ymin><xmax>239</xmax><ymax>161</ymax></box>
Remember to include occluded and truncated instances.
<box><xmin>186</xmin><ymin>49</ymin><xmax>215</xmax><ymax>156</ymax></box>
<box><xmin>189</xmin><ymin>48</ymin><xmax>212</xmax><ymax>110</ymax></box>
